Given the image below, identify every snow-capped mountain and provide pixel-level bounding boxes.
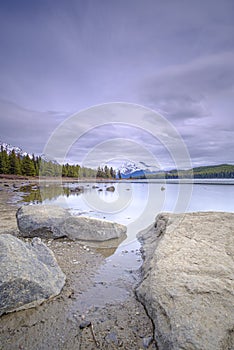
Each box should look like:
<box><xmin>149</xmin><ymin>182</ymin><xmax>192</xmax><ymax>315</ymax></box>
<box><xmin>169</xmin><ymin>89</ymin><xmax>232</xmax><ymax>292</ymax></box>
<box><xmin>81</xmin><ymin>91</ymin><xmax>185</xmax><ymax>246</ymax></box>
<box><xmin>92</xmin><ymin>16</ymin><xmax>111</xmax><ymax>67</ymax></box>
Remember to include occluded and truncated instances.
<box><xmin>40</xmin><ymin>154</ymin><xmax>60</xmax><ymax>165</ymax></box>
<box><xmin>119</xmin><ymin>161</ymin><xmax>142</xmax><ymax>175</ymax></box>
<box><xmin>0</xmin><ymin>141</ymin><xmax>30</xmax><ymax>157</ymax></box>
<box><xmin>117</xmin><ymin>161</ymin><xmax>161</xmax><ymax>178</ymax></box>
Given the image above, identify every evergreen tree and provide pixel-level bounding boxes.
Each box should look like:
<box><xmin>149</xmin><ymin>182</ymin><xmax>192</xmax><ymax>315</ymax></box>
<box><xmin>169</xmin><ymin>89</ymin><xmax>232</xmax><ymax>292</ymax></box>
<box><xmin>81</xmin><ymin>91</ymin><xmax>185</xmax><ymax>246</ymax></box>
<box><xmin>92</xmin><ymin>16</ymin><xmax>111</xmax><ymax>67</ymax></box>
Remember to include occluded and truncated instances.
<box><xmin>21</xmin><ymin>154</ymin><xmax>36</xmax><ymax>176</ymax></box>
<box><xmin>104</xmin><ymin>165</ymin><xmax>110</xmax><ymax>178</ymax></box>
<box><xmin>9</xmin><ymin>150</ymin><xmax>21</xmax><ymax>175</ymax></box>
<box><xmin>0</xmin><ymin>146</ymin><xmax>9</xmax><ymax>174</ymax></box>
<box><xmin>110</xmin><ymin>167</ymin><xmax>116</xmax><ymax>178</ymax></box>
<box><xmin>96</xmin><ymin>166</ymin><xmax>103</xmax><ymax>178</ymax></box>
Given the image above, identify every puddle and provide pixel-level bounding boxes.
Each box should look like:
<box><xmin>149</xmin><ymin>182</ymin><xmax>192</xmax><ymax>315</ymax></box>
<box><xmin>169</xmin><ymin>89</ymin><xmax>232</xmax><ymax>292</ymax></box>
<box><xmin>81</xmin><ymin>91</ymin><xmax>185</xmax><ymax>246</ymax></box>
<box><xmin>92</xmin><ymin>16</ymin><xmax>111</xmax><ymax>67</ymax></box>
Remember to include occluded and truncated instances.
<box><xmin>68</xmin><ymin>240</ymin><xmax>142</xmax><ymax>316</ymax></box>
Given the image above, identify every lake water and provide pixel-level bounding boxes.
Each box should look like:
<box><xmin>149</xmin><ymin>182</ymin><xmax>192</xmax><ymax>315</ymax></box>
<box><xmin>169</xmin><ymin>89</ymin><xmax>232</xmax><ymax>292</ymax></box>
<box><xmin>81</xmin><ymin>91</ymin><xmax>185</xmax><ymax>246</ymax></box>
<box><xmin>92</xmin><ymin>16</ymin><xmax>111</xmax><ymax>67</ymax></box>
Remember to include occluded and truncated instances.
<box><xmin>20</xmin><ymin>179</ymin><xmax>234</xmax><ymax>309</ymax></box>
<box><xmin>23</xmin><ymin>179</ymin><xmax>234</xmax><ymax>248</ymax></box>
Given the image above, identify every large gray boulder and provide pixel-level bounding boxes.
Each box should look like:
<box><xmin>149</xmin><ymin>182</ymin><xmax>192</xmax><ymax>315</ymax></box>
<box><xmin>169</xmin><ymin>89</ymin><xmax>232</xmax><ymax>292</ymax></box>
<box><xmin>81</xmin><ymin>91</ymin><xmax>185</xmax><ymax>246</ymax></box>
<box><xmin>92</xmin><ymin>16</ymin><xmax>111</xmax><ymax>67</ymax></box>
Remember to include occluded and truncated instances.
<box><xmin>61</xmin><ymin>216</ymin><xmax>127</xmax><ymax>241</ymax></box>
<box><xmin>0</xmin><ymin>234</ymin><xmax>66</xmax><ymax>316</ymax></box>
<box><xmin>16</xmin><ymin>205</ymin><xmax>69</xmax><ymax>239</ymax></box>
<box><xmin>136</xmin><ymin>212</ymin><xmax>234</xmax><ymax>350</ymax></box>
<box><xmin>16</xmin><ymin>205</ymin><xmax>127</xmax><ymax>241</ymax></box>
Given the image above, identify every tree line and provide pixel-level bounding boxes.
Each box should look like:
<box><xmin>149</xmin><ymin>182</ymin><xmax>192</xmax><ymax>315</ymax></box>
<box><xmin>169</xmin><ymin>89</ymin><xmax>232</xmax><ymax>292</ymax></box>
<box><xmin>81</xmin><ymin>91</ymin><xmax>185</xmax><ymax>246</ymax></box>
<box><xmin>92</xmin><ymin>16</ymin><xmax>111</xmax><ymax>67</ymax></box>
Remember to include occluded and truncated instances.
<box><xmin>137</xmin><ymin>164</ymin><xmax>234</xmax><ymax>179</ymax></box>
<box><xmin>0</xmin><ymin>147</ymin><xmax>116</xmax><ymax>178</ymax></box>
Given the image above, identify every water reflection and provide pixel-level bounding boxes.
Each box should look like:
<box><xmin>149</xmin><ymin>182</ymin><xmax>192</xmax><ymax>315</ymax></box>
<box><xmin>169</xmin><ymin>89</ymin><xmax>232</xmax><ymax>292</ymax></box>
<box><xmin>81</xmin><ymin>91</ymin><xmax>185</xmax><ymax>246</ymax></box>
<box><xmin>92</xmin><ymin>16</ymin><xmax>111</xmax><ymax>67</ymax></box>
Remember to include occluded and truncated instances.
<box><xmin>19</xmin><ymin>181</ymin><xmax>234</xmax><ymax>253</ymax></box>
<box><xmin>19</xmin><ymin>184</ymin><xmax>81</xmax><ymax>204</ymax></box>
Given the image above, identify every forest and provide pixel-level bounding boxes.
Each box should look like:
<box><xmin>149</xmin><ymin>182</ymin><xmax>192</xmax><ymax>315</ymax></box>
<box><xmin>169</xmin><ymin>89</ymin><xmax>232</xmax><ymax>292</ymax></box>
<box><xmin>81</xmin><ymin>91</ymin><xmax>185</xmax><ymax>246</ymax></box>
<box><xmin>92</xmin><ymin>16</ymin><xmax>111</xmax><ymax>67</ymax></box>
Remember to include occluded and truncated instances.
<box><xmin>143</xmin><ymin>164</ymin><xmax>234</xmax><ymax>179</ymax></box>
<box><xmin>0</xmin><ymin>146</ymin><xmax>116</xmax><ymax>179</ymax></box>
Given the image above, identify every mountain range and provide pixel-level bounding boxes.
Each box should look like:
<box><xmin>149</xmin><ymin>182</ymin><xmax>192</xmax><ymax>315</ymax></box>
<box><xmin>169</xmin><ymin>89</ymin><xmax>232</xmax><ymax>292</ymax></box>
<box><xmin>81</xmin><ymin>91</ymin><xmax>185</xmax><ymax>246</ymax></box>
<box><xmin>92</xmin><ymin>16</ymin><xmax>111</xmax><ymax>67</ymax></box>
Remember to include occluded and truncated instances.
<box><xmin>1</xmin><ymin>141</ymin><xmax>234</xmax><ymax>179</ymax></box>
<box><xmin>0</xmin><ymin>141</ymin><xmax>28</xmax><ymax>157</ymax></box>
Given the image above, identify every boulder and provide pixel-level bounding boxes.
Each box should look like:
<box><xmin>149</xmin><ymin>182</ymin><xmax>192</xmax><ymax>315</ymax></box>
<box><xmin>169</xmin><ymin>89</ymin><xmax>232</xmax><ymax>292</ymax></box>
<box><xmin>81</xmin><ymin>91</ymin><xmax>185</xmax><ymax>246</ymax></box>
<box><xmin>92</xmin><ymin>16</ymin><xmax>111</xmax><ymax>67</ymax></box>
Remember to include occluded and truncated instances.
<box><xmin>16</xmin><ymin>205</ymin><xmax>69</xmax><ymax>239</ymax></box>
<box><xmin>17</xmin><ymin>205</ymin><xmax>127</xmax><ymax>242</ymax></box>
<box><xmin>0</xmin><ymin>234</ymin><xmax>65</xmax><ymax>316</ymax></box>
<box><xmin>106</xmin><ymin>186</ymin><xmax>115</xmax><ymax>192</ymax></box>
<box><xmin>136</xmin><ymin>212</ymin><xmax>234</xmax><ymax>350</ymax></box>
<box><xmin>61</xmin><ymin>216</ymin><xmax>127</xmax><ymax>241</ymax></box>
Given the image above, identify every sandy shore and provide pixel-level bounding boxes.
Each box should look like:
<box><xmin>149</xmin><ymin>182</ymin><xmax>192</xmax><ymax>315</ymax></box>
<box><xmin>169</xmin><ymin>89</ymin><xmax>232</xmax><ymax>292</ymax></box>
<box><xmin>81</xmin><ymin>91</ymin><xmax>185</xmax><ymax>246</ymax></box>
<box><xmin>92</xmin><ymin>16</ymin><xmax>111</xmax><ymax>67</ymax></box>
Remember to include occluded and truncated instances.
<box><xmin>0</xmin><ymin>179</ymin><xmax>155</xmax><ymax>350</ymax></box>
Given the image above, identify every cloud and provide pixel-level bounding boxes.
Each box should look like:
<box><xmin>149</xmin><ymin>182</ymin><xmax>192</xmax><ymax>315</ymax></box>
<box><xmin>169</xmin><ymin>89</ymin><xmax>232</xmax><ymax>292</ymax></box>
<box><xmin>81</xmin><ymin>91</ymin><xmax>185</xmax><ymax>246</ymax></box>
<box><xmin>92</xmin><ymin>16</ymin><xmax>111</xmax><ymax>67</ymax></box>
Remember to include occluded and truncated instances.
<box><xmin>139</xmin><ymin>52</ymin><xmax>234</xmax><ymax>166</ymax></box>
<box><xmin>0</xmin><ymin>99</ymin><xmax>68</xmax><ymax>154</ymax></box>
<box><xmin>0</xmin><ymin>1</ymin><xmax>233</xmax><ymax>167</ymax></box>
<box><xmin>142</xmin><ymin>52</ymin><xmax>234</xmax><ymax>120</ymax></box>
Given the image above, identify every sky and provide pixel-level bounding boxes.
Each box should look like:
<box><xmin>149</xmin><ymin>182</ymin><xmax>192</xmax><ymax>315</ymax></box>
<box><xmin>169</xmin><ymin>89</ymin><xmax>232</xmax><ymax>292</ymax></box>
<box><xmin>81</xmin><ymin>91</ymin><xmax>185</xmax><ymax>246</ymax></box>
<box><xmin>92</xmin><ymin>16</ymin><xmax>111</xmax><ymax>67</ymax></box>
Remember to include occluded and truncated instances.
<box><xmin>0</xmin><ymin>0</ymin><xmax>234</xmax><ymax>169</ymax></box>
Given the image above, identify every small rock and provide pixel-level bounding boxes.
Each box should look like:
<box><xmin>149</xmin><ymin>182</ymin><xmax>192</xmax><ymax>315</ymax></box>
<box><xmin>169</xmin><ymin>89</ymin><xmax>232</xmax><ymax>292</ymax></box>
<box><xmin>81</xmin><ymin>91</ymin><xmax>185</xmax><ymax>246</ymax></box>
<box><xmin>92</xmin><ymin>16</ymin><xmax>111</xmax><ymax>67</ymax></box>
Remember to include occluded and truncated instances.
<box><xmin>70</xmin><ymin>186</ymin><xmax>84</xmax><ymax>193</ymax></box>
<box><xmin>79</xmin><ymin>321</ymin><xmax>91</xmax><ymax>329</ymax></box>
<box><xmin>106</xmin><ymin>186</ymin><xmax>115</xmax><ymax>192</ymax></box>
<box><xmin>105</xmin><ymin>331</ymin><xmax>118</xmax><ymax>345</ymax></box>
<box><xmin>143</xmin><ymin>336</ymin><xmax>153</xmax><ymax>348</ymax></box>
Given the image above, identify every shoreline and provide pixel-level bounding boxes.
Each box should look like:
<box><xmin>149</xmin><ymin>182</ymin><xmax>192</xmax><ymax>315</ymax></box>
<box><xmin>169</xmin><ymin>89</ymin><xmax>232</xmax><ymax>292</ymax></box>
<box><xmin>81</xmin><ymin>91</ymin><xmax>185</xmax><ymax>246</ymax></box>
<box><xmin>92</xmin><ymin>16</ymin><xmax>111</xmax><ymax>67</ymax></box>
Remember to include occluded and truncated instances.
<box><xmin>1</xmin><ymin>173</ymin><xmax>234</xmax><ymax>186</ymax></box>
<box><xmin>0</xmin><ymin>179</ymin><xmax>155</xmax><ymax>350</ymax></box>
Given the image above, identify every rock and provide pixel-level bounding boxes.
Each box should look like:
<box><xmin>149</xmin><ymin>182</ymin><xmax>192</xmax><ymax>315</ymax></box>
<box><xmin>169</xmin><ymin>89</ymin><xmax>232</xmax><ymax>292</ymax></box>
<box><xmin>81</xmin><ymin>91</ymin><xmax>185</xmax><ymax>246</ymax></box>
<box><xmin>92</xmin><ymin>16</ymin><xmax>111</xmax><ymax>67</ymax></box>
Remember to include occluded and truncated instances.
<box><xmin>0</xmin><ymin>234</ymin><xmax>66</xmax><ymax>316</ymax></box>
<box><xmin>106</xmin><ymin>186</ymin><xmax>115</xmax><ymax>192</ymax></box>
<box><xmin>136</xmin><ymin>212</ymin><xmax>234</xmax><ymax>350</ymax></box>
<box><xmin>79</xmin><ymin>321</ymin><xmax>91</xmax><ymax>329</ymax></box>
<box><xmin>17</xmin><ymin>205</ymin><xmax>127</xmax><ymax>242</ymax></box>
<box><xmin>70</xmin><ymin>186</ymin><xmax>84</xmax><ymax>193</ymax></box>
<box><xmin>61</xmin><ymin>216</ymin><xmax>127</xmax><ymax>241</ymax></box>
<box><xmin>16</xmin><ymin>205</ymin><xmax>70</xmax><ymax>239</ymax></box>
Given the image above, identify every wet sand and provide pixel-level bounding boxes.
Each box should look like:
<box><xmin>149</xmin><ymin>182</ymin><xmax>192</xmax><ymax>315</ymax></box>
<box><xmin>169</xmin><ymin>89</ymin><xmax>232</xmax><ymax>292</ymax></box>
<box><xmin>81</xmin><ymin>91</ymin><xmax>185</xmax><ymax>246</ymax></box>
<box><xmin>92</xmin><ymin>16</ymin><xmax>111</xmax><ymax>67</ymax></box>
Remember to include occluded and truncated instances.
<box><xmin>0</xmin><ymin>179</ymin><xmax>155</xmax><ymax>350</ymax></box>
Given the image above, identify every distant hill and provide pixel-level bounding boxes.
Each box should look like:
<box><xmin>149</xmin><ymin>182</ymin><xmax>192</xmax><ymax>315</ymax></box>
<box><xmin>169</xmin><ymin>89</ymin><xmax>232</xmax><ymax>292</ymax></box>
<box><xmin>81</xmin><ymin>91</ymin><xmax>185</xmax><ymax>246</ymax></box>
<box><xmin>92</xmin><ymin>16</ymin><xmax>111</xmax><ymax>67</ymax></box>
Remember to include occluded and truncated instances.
<box><xmin>118</xmin><ymin>162</ymin><xmax>234</xmax><ymax>179</ymax></box>
<box><xmin>165</xmin><ymin>164</ymin><xmax>234</xmax><ymax>179</ymax></box>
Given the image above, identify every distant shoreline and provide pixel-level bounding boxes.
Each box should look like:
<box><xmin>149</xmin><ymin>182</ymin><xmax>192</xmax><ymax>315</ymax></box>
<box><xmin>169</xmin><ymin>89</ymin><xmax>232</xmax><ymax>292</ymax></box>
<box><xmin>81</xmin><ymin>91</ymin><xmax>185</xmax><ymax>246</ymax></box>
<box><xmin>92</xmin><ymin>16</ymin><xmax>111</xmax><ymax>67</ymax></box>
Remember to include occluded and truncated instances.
<box><xmin>0</xmin><ymin>173</ymin><xmax>234</xmax><ymax>185</ymax></box>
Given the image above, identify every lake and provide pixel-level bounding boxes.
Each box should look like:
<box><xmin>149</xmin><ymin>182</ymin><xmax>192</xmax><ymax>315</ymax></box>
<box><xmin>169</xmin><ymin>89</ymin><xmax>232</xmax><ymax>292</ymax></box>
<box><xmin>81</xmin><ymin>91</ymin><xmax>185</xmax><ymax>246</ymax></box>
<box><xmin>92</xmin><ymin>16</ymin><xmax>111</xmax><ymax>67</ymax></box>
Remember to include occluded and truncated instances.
<box><xmin>19</xmin><ymin>179</ymin><xmax>234</xmax><ymax>309</ymax></box>
<box><xmin>22</xmin><ymin>179</ymin><xmax>234</xmax><ymax>248</ymax></box>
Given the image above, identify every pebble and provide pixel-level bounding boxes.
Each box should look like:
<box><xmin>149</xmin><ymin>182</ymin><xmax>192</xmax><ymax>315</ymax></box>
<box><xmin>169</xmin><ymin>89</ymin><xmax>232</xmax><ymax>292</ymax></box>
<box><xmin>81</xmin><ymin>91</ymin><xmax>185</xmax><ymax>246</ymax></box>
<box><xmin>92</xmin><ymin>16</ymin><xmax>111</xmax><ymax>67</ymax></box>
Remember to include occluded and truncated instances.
<box><xmin>105</xmin><ymin>331</ymin><xmax>118</xmax><ymax>345</ymax></box>
<box><xmin>142</xmin><ymin>336</ymin><xmax>153</xmax><ymax>348</ymax></box>
<box><xmin>79</xmin><ymin>320</ymin><xmax>91</xmax><ymax>329</ymax></box>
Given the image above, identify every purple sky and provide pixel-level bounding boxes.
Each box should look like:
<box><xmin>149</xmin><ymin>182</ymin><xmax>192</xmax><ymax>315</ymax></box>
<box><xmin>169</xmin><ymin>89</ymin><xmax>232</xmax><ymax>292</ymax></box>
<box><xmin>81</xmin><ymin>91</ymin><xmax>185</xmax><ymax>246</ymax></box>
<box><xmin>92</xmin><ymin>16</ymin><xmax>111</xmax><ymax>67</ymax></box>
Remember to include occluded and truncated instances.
<box><xmin>0</xmin><ymin>0</ymin><xmax>233</xmax><ymax>168</ymax></box>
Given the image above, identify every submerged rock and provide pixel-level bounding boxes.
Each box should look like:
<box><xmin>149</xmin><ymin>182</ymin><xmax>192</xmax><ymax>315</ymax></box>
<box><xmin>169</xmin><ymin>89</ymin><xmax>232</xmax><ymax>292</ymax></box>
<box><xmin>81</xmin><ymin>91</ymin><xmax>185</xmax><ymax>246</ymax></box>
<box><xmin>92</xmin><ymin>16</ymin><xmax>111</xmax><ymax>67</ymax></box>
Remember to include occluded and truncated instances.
<box><xmin>0</xmin><ymin>234</ymin><xmax>66</xmax><ymax>316</ymax></box>
<box><xmin>136</xmin><ymin>212</ymin><xmax>234</xmax><ymax>350</ymax></box>
<box><xmin>17</xmin><ymin>205</ymin><xmax>127</xmax><ymax>242</ymax></box>
<box><xmin>70</xmin><ymin>186</ymin><xmax>84</xmax><ymax>193</ymax></box>
<box><xmin>106</xmin><ymin>186</ymin><xmax>115</xmax><ymax>192</ymax></box>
